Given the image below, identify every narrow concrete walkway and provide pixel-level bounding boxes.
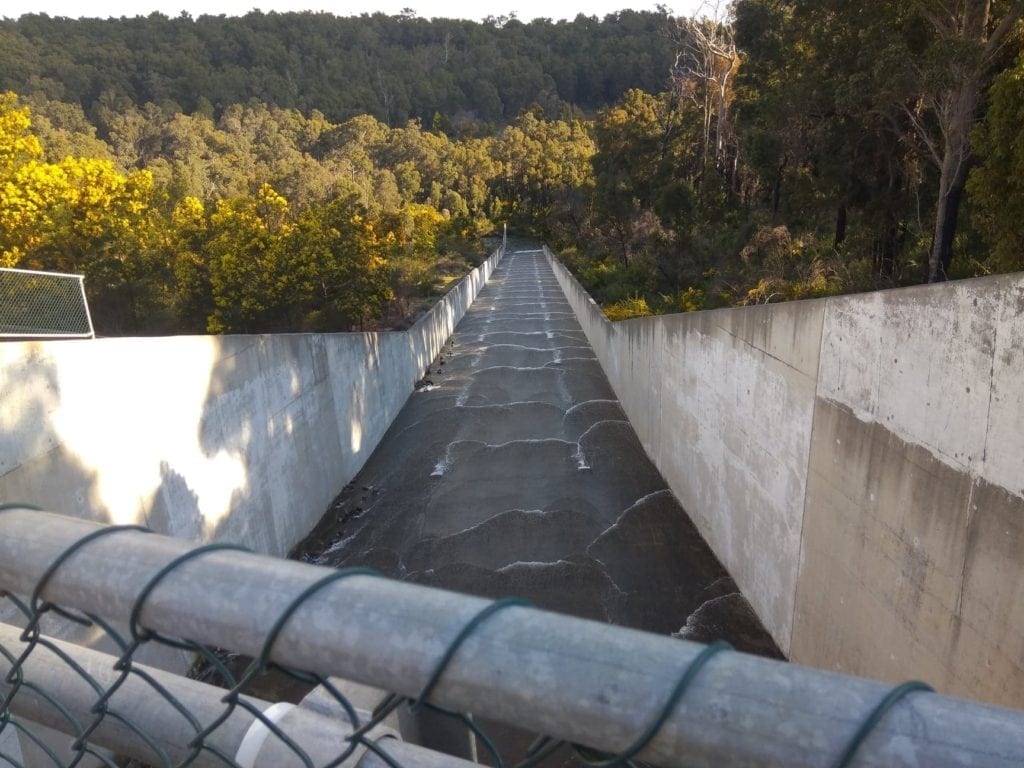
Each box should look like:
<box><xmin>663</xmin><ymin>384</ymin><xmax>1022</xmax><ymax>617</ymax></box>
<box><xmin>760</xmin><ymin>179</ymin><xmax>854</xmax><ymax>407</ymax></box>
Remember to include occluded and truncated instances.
<box><xmin>296</xmin><ymin>246</ymin><xmax>778</xmax><ymax>658</ymax></box>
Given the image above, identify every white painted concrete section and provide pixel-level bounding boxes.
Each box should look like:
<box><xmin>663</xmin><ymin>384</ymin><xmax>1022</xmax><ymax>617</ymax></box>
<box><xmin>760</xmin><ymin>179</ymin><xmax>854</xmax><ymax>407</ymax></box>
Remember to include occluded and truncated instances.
<box><xmin>546</xmin><ymin>245</ymin><xmax>1024</xmax><ymax>706</ymax></box>
<box><xmin>797</xmin><ymin>276</ymin><xmax>1024</xmax><ymax>706</ymax></box>
<box><xmin>988</xmin><ymin>287</ymin><xmax>1024</xmax><ymax>496</ymax></box>
<box><xmin>819</xmin><ymin>282</ymin><xmax>998</xmax><ymax>475</ymax></box>
<box><xmin>0</xmin><ymin>247</ymin><xmax>502</xmax><ymax>556</ymax></box>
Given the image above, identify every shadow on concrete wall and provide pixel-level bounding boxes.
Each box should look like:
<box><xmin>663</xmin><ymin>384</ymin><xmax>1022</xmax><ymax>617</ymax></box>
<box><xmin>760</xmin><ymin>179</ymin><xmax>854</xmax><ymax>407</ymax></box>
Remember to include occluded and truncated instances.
<box><xmin>135</xmin><ymin>249</ymin><xmax>502</xmax><ymax>556</ymax></box>
<box><xmin>195</xmin><ymin>335</ymin><xmax>261</xmax><ymax>549</ymax></box>
<box><xmin>0</xmin><ymin>343</ymin><xmax>107</xmax><ymax>526</ymax></box>
<box><xmin>0</xmin><ymin>249</ymin><xmax>501</xmax><ymax>571</ymax></box>
<box><xmin>186</xmin><ymin>332</ymin><xmax>397</xmax><ymax>556</ymax></box>
<box><xmin>146</xmin><ymin>461</ymin><xmax>204</xmax><ymax>541</ymax></box>
<box><xmin>0</xmin><ymin>346</ymin><xmax>108</xmax><ymax>641</ymax></box>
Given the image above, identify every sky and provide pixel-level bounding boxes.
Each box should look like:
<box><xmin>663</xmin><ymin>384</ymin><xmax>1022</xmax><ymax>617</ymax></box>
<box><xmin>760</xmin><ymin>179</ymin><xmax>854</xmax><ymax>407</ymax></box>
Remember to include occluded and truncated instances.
<box><xmin>1</xmin><ymin>0</ymin><xmax>708</xmax><ymax>22</ymax></box>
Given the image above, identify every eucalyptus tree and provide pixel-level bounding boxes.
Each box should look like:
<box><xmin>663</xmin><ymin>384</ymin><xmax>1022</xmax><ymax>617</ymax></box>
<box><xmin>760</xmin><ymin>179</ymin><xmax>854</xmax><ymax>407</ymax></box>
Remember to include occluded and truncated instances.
<box><xmin>734</xmin><ymin>0</ymin><xmax>1023</xmax><ymax>282</ymax></box>
<box><xmin>906</xmin><ymin>0</ymin><xmax>1024</xmax><ymax>281</ymax></box>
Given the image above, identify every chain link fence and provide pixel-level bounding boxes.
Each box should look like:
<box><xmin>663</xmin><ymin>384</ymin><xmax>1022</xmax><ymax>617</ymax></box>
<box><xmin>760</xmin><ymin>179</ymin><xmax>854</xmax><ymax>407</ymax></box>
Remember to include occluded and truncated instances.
<box><xmin>1</xmin><ymin>506</ymin><xmax>1022</xmax><ymax>768</ymax></box>
<box><xmin>0</xmin><ymin>269</ymin><xmax>94</xmax><ymax>340</ymax></box>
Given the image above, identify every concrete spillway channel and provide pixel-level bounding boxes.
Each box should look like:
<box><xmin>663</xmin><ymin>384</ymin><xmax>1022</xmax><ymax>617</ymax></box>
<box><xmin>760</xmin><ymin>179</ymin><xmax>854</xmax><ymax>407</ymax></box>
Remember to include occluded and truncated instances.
<box><xmin>293</xmin><ymin>245</ymin><xmax>780</xmax><ymax>758</ymax></box>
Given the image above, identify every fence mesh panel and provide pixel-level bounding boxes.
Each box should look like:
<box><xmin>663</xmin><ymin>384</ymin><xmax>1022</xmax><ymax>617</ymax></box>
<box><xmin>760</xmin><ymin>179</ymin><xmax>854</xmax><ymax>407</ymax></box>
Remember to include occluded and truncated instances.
<box><xmin>0</xmin><ymin>520</ymin><xmax>564</xmax><ymax>768</ymax></box>
<box><xmin>0</xmin><ymin>269</ymin><xmax>93</xmax><ymax>339</ymax></box>
<box><xmin>0</xmin><ymin>508</ymin><xmax>941</xmax><ymax>768</ymax></box>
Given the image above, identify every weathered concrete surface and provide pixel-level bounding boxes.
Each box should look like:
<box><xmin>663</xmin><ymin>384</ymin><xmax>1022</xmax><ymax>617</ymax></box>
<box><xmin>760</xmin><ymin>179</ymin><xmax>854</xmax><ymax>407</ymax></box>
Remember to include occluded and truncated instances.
<box><xmin>0</xmin><ymin>248</ymin><xmax>503</xmax><ymax>764</ymax></box>
<box><xmin>296</xmin><ymin>247</ymin><xmax>778</xmax><ymax>647</ymax></box>
<box><xmin>795</xmin><ymin>279</ymin><xmax>1024</xmax><ymax>707</ymax></box>
<box><xmin>548</xmin><ymin>245</ymin><xmax>1024</xmax><ymax>707</ymax></box>
<box><xmin>0</xmin><ymin>248</ymin><xmax>501</xmax><ymax>557</ymax></box>
<box><xmin>647</xmin><ymin>304</ymin><xmax>823</xmax><ymax>655</ymax></box>
<box><xmin>295</xmin><ymin>245</ymin><xmax>779</xmax><ymax>757</ymax></box>
<box><xmin>546</xmin><ymin>246</ymin><xmax>823</xmax><ymax>653</ymax></box>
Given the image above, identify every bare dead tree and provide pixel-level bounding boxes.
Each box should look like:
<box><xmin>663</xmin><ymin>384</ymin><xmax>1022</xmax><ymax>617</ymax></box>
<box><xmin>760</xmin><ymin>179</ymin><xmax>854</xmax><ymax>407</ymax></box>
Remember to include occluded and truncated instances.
<box><xmin>672</xmin><ymin>1</ymin><xmax>741</xmax><ymax>175</ymax></box>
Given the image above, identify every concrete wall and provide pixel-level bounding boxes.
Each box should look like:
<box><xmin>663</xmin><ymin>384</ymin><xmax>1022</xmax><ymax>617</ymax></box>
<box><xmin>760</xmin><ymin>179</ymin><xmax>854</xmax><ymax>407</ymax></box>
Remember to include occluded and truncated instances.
<box><xmin>545</xmin><ymin>246</ymin><xmax>1024</xmax><ymax>708</ymax></box>
<box><xmin>0</xmin><ymin>246</ymin><xmax>501</xmax><ymax>767</ymax></box>
<box><xmin>0</xmin><ymin>246</ymin><xmax>502</xmax><ymax>556</ymax></box>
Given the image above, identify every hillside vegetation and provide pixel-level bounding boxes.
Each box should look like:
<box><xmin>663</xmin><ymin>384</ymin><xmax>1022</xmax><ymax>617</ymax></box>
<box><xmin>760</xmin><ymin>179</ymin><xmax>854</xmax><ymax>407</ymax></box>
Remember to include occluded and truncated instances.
<box><xmin>1</xmin><ymin>4</ymin><xmax>1023</xmax><ymax>333</ymax></box>
<box><xmin>0</xmin><ymin>11</ymin><xmax>675</xmax><ymax>124</ymax></box>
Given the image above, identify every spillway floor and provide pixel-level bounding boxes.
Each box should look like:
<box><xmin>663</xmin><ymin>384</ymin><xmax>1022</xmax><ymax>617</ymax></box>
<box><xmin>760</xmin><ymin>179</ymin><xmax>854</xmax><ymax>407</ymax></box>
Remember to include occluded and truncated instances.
<box><xmin>295</xmin><ymin>246</ymin><xmax>780</xmax><ymax>658</ymax></box>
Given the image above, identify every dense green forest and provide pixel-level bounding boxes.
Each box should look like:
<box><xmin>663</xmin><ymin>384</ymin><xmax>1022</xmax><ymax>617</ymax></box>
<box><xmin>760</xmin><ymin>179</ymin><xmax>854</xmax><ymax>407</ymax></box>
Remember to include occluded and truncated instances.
<box><xmin>0</xmin><ymin>11</ymin><xmax>675</xmax><ymax>124</ymax></box>
<box><xmin>2</xmin><ymin>3</ymin><xmax>1024</xmax><ymax>334</ymax></box>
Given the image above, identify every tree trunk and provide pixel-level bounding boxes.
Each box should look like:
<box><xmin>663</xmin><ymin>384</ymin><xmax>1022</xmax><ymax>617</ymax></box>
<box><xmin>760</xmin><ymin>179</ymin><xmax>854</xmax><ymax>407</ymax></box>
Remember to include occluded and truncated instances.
<box><xmin>920</xmin><ymin>0</ymin><xmax>1024</xmax><ymax>280</ymax></box>
<box><xmin>613</xmin><ymin>221</ymin><xmax>630</xmax><ymax>268</ymax></box>
<box><xmin>833</xmin><ymin>204</ymin><xmax>847</xmax><ymax>250</ymax></box>
<box><xmin>731</xmin><ymin>143</ymin><xmax>741</xmax><ymax>196</ymax></box>
<box><xmin>700</xmin><ymin>84</ymin><xmax>713</xmax><ymax>175</ymax></box>
<box><xmin>927</xmin><ymin>85</ymin><xmax>978</xmax><ymax>282</ymax></box>
<box><xmin>880</xmin><ymin>219</ymin><xmax>903</xmax><ymax>279</ymax></box>
<box><xmin>929</xmin><ymin>175</ymin><xmax>966</xmax><ymax>282</ymax></box>
<box><xmin>771</xmin><ymin>156</ymin><xmax>787</xmax><ymax>224</ymax></box>
<box><xmin>715</xmin><ymin>80</ymin><xmax>728</xmax><ymax>168</ymax></box>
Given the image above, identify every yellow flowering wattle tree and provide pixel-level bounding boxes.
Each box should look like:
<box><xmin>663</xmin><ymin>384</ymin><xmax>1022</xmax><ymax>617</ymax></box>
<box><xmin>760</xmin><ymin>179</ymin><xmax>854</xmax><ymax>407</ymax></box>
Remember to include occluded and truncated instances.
<box><xmin>0</xmin><ymin>90</ymin><xmax>488</xmax><ymax>335</ymax></box>
<box><xmin>0</xmin><ymin>92</ymin><xmax>41</xmax><ymax>181</ymax></box>
<box><xmin>200</xmin><ymin>186</ymin><xmax>394</xmax><ymax>333</ymax></box>
<box><xmin>0</xmin><ymin>92</ymin><xmax>173</xmax><ymax>332</ymax></box>
<box><xmin>170</xmin><ymin>196</ymin><xmax>215</xmax><ymax>332</ymax></box>
<box><xmin>204</xmin><ymin>183</ymin><xmax>296</xmax><ymax>334</ymax></box>
<box><xmin>287</xmin><ymin>193</ymin><xmax>393</xmax><ymax>332</ymax></box>
<box><xmin>1</xmin><ymin>157</ymin><xmax>161</xmax><ymax>269</ymax></box>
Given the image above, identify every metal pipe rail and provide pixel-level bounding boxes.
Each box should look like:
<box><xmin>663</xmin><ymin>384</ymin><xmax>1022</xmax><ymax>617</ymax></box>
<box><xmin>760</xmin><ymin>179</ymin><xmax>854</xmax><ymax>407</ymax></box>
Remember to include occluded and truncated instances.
<box><xmin>0</xmin><ymin>623</ymin><xmax>466</xmax><ymax>768</ymax></box>
<box><xmin>1</xmin><ymin>508</ymin><xmax>1022</xmax><ymax>767</ymax></box>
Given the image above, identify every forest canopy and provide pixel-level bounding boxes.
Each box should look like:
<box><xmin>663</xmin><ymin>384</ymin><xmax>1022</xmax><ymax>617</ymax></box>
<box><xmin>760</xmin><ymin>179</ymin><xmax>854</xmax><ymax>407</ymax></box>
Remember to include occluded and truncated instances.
<box><xmin>0</xmin><ymin>10</ymin><xmax>676</xmax><ymax>125</ymax></box>
<box><xmin>1</xmin><ymin>3</ymin><xmax>1023</xmax><ymax>334</ymax></box>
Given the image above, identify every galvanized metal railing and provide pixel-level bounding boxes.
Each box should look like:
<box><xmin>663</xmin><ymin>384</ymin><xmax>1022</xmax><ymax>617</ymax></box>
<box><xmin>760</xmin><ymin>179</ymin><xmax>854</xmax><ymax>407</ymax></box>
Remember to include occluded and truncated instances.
<box><xmin>1</xmin><ymin>507</ymin><xmax>1022</xmax><ymax>768</ymax></box>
